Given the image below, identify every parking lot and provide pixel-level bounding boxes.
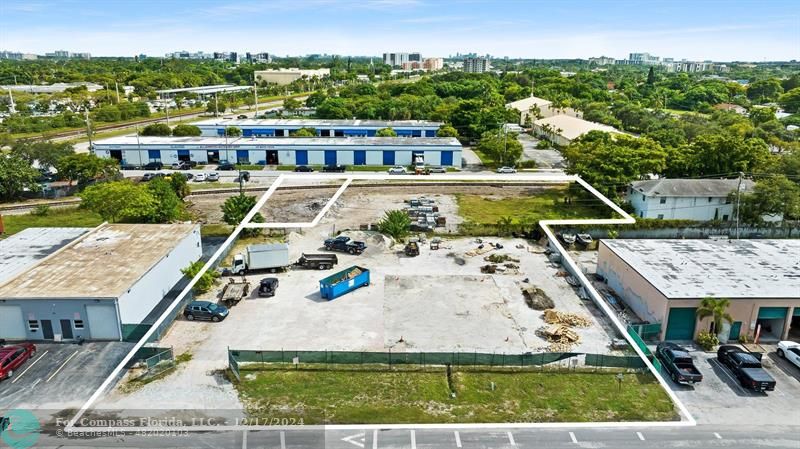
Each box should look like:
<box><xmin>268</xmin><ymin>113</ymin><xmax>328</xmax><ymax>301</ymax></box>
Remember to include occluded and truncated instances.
<box><xmin>661</xmin><ymin>345</ymin><xmax>800</xmax><ymax>426</ymax></box>
<box><xmin>0</xmin><ymin>342</ymin><xmax>133</xmax><ymax>410</ymax></box>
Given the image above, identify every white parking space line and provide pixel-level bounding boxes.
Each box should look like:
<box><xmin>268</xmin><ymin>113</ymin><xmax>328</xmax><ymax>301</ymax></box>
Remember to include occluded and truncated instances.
<box><xmin>29</xmin><ymin>378</ymin><xmax>42</xmax><ymax>389</ymax></box>
<box><xmin>507</xmin><ymin>431</ymin><xmax>516</xmax><ymax>445</ymax></box>
<box><xmin>373</xmin><ymin>430</ymin><xmax>378</xmax><ymax>449</ymax></box>
<box><xmin>11</xmin><ymin>350</ymin><xmax>48</xmax><ymax>384</ymax></box>
<box><xmin>569</xmin><ymin>431</ymin><xmax>578</xmax><ymax>443</ymax></box>
<box><xmin>454</xmin><ymin>431</ymin><xmax>461</xmax><ymax>448</ymax></box>
<box><xmin>637</xmin><ymin>432</ymin><xmax>645</xmax><ymax>441</ymax></box>
<box><xmin>46</xmin><ymin>350</ymin><xmax>79</xmax><ymax>383</ymax></box>
<box><xmin>241</xmin><ymin>429</ymin><xmax>247</xmax><ymax>449</ymax></box>
<box><xmin>410</xmin><ymin>430</ymin><xmax>416</xmax><ymax>449</ymax></box>
<box><xmin>714</xmin><ymin>432</ymin><xmax>722</xmax><ymax>439</ymax></box>
<box><xmin>280</xmin><ymin>430</ymin><xmax>286</xmax><ymax>449</ymax></box>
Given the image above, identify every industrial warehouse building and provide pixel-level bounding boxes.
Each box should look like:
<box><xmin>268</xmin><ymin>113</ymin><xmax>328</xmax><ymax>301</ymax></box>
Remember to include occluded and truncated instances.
<box><xmin>597</xmin><ymin>239</ymin><xmax>800</xmax><ymax>342</ymax></box>
<box><xmin>92</xmin><ymin>136</ymin><xmax>463</xmax><ymax>167</ymax></box>
<box><xmin>193</xmin><ymin>119</ymin><xmax>443</xmax><ymax>138</ymax></box>
<box><xmin>0</xmin><ymin>224</ymin><xmax>201</xmax><ymax>342</ymax></box>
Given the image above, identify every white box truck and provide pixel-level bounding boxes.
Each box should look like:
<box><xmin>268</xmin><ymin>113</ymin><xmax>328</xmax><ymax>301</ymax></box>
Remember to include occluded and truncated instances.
<box><xmin>231</xmin><ymin>243</ymin><xmax>290</xmax><ymax>274</ymax></box>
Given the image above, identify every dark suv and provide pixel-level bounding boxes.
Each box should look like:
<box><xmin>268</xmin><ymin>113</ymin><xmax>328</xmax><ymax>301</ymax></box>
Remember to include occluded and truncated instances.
<box><xmin>183</xmin><ymin>301</ymin><xmax>229</xmax><ymax>322</ymax></box>
<box><xmin>217</xmin><ymin>161</ymin><xmax>236</xmax><ymax>171</ymax></box>
<box><xmin>143</xmin><ymin>162</ymin><xmax>163</xmax><ymax>170</ymax></box>
<box><xmin>323</xmin><ymin>164</ymin><xmax>346</xmax><ymax>173</ymax></box>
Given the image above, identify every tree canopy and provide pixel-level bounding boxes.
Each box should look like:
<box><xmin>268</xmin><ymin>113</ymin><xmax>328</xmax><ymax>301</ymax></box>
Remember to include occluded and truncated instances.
<box><xmin>140</xmin><ymin>123</ymin><xmax>172</xmax><ymax>136</ymax></box>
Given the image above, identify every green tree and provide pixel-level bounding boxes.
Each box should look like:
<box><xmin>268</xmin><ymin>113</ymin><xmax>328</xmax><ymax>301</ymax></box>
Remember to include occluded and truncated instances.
<box><xmin>207</xmin><ymin>101</ymin><xmax>227</xmax><ymax>114</ymax></box>
<box><xmin>56</xmin><ymin>153</ymin><xmax>119</xmax><ymax>185</ymax></box>
<box><xmin>0</xmin><ymin>154</ymin><xmax>41</xmax><ymax>201</ymax></box>
<box><xmin>375</xmin><ymin>127</ymin><xmax>398</xmax><ymax>137</ymax></box>
<box><xmin>778</xmin><ymin>88</ymin><xmax>800</xmax><ymax>113</ymax></box>
<box><xmin>140</xmin><ymin>123</ymin><xmax>172</xmax><ymax>136</ymax></box>
<box><xmin>562</xmin><ymin>132</ymin><xmax>667</xmax><ymax>198</ymax></box>
<box><xmin>684</xmin><ymin>134</ymin><xmax>770</xmax><ymax>176</ymax></box>
<box><xmin>739</xmin><ymin>175</ymin><xmax>800</xmax><ymax>223</ymax></box>
<box><xmin>170</xmin><ymin>172</ymin><xmax>190</xmax><ymax>199</ymax></box>
<box><xmin>377</xmin><ymin>209</ymin><xmax>411</xmax><ymax>240</ymax></box>
<box><xmin>695</xmin><ymin>297</ymin><xmax>733</xmax><ymax>334</ymax></box>
<box><xmin>146</xmin><ymin>177</ymin><xmax>183</xmax><ymax>222</ymax></box>
<box><xmin>436</xmin><ymin>124</ymin><xmax>459</xmax><ymax>138</ymax></box>
<box><xmin>78</xmin><ymin>180</ymin><xmax>156</xmax><ymax>222</ymax></box>
<box><xmin>748</xmin><ymin>106</ymin><xmax>777</xmax><ymax>125</ymax></box>
<box><xmin>283</xmin><ymin>97</ymin><xmax>301</xmax><ymax>113</ymax></box>
<box><xmin>221</xmin><ymin>193</ymin><xmax>263</xmax><ymax>237</ymax></box>
<box><xmin>225</xmin><ymin>126</ymin><xmax>242</xmax><ymax>137</ymax></box>
<box><xmin>12</xmin><ymin>140</ymin><xmax>75</xmax><ymax>170</ymax></box>
<box><xmin>477</xmin><ymin>130</ymin><xmax>524</xmax><ymax>167</ymax></box>
<box><xmin>747</xmin><ymin>79</ymin><xmax>783</xmax><ymax>103</ymax></box>
<box><xmin>181</xmin><ymin>260</ymin><xmax>219</xmax><ymax>294</ymax></box>
<box><xmin>646</xmin><ymin>67</ymin><xmax>655</xmax><ymax>85</ymax></box>
<box><xmin>289</xmin><ymin>127</ymin><xmax>316</xmax><ymax>137</ymax></box>
<box><xmin>171</xmin><ymin>124</ymin><xmax>202</xmax><ymax>136</ymax></box>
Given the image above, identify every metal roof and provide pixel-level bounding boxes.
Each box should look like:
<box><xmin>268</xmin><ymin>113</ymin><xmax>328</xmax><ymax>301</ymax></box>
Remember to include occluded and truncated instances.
<box><xmin>601</xmin><ymin>239</ymin><xmax>800</xmax><ymax>299</ymax></box>
<box><xmin>505</xmin><ymin>96</ymin><xmax>553</xmax><ymax>111</ymax></box>
<box><xmin>631</xmin><ymin>179</ymin><xmax>756</xmax><ymax>197</ymax></box>
<box><xmin>0</xmin><ymin>228</ymin><xmax>90</xmax><ymax>285</ymax></box>
<box><xmin>93</xmin><ymin>136</ymin><xmax>462</xmax><ymax>147</ymax></box>
<box><xmin>192</xmin><ymin>118</ymin><xmax>442</xmax><ymax>128</ymax></box>
<box><xmin>533</xmin><ymin>114</ymin><xmax>621</xmax><ymax>141</ymax></box>
<box><xmin>0</xmin><ymin>223</ymin><xmax>198</xmax><ymax>300</ymax></box>
<box><xmin>155</xmin><ymin>84</ymin><xmax>252</xmax><ymax>95</ymax></box>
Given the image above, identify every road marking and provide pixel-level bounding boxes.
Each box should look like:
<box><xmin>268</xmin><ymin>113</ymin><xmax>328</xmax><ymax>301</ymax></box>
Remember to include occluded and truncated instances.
<box><xmin>242</xmin><ymin>430</ymin><xmax>247</xmax><ymax>449</ymax></box>
<box><xmin>11</xmin><ymin>350</ymin><xmax>48</xmax><ymax>384</ymax></box>
<box><xmin>29</xmin><ymin>378</ymin><xmax>42</xmax><ymax>389</ymax></box>
<box><xmin>342</xmin><ymin>432</ymin><xmax>365</xmax><ymax>448</ymax></box>
<box><xmin>569</xmin><ymin>432</ymin><xmax>578</xmax><ymax>444</ymax></box>
<box><xmin>454</xmin><ymin>431</ymin><xmax>461</xmax><ymax>448</ymax></box>
<box><xmin>410</xmin><ymin>430</ymin><xmax>416</xmax><ymax>449</ymax></box>
<box><xmin>46</xmin><ymin>350</ymin><xmax>79</xmax><ymax>383</ymax></box>
<box><xmin>280</xmin><ymin>430</ymin><xmax>286</xmax><ymax>449</ymax></box>
<box><xmin>507</xmin><ymin>431</ymin><xmax>516</xmax><ymax>445</ymax></box>
<box><xmin>637</xmin><ymin>432</ymin><xmax>645</xmax><ymax>441</ymax></box>
<box><xmin>373</xmin><ymin>430</ymin><xmax>378</xmax><ymax>449</ymax></box>
<box><xmin>714</xmin><ymin>432</ymin><xmax>722</xmax><ymax>439</ymax></box>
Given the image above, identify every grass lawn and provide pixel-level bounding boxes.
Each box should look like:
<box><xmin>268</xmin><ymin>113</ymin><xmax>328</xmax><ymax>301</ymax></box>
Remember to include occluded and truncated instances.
<box><xmin>235</xmin><ymin>366</ymin><xmax>676</xmax><ymax>424</ymax></box>
<box><xmin>235</xmin><ymin>164</ymin><xmax>265</xmax><ymax>171</ymax></box>
<box><xmin>201</xmin><ymin>224</ymin><xmax>233</xmax><ymax>237</ymax></box>
<box><xmin>188</xmin><ymin>182</ymin><xmax>241</xmax><ymax>192</ymax></box>
<box><xmin>1</xmin><ymin>207</ymin><xmax>103</xmax><ymax>236</ymax></box>
<box><xmin>456</xmin><ymin>186</ymin><xmax>612</xmax><ymax>225</ymax></box>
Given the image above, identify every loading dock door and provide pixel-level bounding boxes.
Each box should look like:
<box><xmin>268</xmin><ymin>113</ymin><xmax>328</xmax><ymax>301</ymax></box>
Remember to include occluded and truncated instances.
<box><xmin>382</xmin><ymin>151</ymin><xmax>395</xmax><ymax>166</ymax></box>
<box><xmin>86</xmin><ymin>304</ymin><xmax>121</xmax><ymax>340</ymax></box>
<box><xmin>758</xmin><ymin>307</ymin><xmax>788</xmax><ymax>319</ymax></box>
<box><xmin>295</xmin><ymin>150</ymin><xmax>308</xmax><ymax>166</ymax></box>
<box><xmin>441</xmin><ymin>151</ymin><xmax>453</xmax><ymax>166</ymax></box>
<box><xmin>354</xmin><ymin>151</ymin><xmax>366</xmax><ymax>165</ymax></box>
<box><xmin>665</xmin><ymin>307</ymin><xmax>697</xmax><ymax>340</ymax></box>
<box><xmin>324</xmin><ymin>150</ymin><xmax>337</xmax><ymax>166</ymax></box>
<box><xmin>0</xmin><ymin>305</ymin><xmax>26</xmax><ymax>339</ymax></box>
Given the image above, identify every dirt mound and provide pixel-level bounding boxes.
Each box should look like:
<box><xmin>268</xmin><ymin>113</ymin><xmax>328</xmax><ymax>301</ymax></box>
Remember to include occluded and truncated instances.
<box><xmin>520</xmin><ymin>285</ymin><xmax>554</xmax><ymax>310</ymax></box>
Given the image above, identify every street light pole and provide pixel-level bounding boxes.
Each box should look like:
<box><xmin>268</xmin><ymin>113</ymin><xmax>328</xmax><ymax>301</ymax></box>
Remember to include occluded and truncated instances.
<box><xmin>254</xmin><ymin>84</ymin><xmax>259</xmax><ymax>118</ymax></box>
<box><xmin>84</xmin><ymin>109</ymin><xmax>93</xmax><ymax>148</ymax></box>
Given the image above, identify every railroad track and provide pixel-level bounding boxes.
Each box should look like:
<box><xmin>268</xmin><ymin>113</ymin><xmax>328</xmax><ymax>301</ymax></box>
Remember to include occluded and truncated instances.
<box><xmin>0</xmin><ymin>198</ymin><xmax>82</xmax><ymax>212</ymax></box>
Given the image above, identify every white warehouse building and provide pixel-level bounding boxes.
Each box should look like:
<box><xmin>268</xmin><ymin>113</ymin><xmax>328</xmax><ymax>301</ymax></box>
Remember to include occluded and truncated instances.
<box><xmin>92</xmin><ymin>136</ymin><xmax>463</xmax><ymax>167</ymax></box>
<box><xmin>0</xmin><ymin>224</ymin><xmax>201</xmax><ymax>342</ymax></box>
<box><xmin>193</xmin><ymin>119</ymin><xmax>443</xmax><ymax>138</ymax></box>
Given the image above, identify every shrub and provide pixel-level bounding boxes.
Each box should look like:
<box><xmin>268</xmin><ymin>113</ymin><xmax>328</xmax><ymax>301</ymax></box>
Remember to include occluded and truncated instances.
<box><xmin>696</xmin><ymin>331</ymin><xmax>719</xmax><ymax>351</ymax></box>
<box><xmin>518</xmin><ymin>160</ymin><xmax>537</xmax><ymax>169</ymax></box>
<box><xmin>172</xmin><ymin>124</ymin><xmax>202</xmax><ymax>137</ymax></box>
<box><xmin>536</xmin><ymin>139</ymin><xmax>552</xmax><ymax>149</ymax></box>
<box><xmin>31</xmin><ymin>205</ymin><xmax>51</xmax><ymax>216</ymax></box>
<box><xmin>140</xmin><ymin>123</ymin><xmax>172</xmax><ymax>136</ymax></box>
<box><xmin>377</xmin><ymin>209</ymin><xmax>411</xmax><ymax>240</ymax></box>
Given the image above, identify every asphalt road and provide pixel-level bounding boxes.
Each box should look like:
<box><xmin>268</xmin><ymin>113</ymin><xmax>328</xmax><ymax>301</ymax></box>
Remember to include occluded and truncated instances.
<box><xmin>21</xmin><ymin>424</ymin><xmax>800</xmax><ymax>448</ymax></box>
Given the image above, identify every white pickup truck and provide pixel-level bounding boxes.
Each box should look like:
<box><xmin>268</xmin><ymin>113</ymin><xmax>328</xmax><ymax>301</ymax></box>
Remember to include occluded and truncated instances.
<box><xmin>777</xmin><ymin>341</ymin><xmax>800</xmax><ymax>369</ymax></box>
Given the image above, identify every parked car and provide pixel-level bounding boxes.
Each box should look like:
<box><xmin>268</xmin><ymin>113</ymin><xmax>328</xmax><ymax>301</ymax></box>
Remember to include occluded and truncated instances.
<box><xmin>120</xmin><ymin>163</ymin><xmax>142</xmax><ymax>170</ymax></box>
<box><xmin>428</xmin><ymin>166</ymin><xmax>447</xmax><ymax>173</ymax></box>
<box><xmin>193</xmin><ymin>173</ymin><xmax>207</xmax><ymax>182</ymax></box>
<box><xmin>258</xmin><ymin>278</ymin><xmax>279</xmax><ymax>297</ymax></box>
<box><xmin>388</xmin><ymin>166</ymin><xmax>407</xmax><ymax>175</ymax></box>
<box><xmin>237</xmin><ymin>114</ymin><xmax>248</xmax><ymax>119</ymax></box>
<box><xmin>323</xmin><ymin>164</ymin><xmax>346</xmax><ymax>173</ymax></box>
<box><xmin>717</xmin><ymin>345</ymin><xmax>776</xmax><ymax>392</ymax></box>
<box><xmin>143</xmin><ymin>162</ymin><xmax>163</xmax><ymax>170</ymax></box>
<box><xmin>141</xmin><ymin>172</ymin><xmax>157</xmax><ymax>181</ymax></box>
<box><xmin>171</xmin><ymin>161</ymin><xmax>192</xmax><ymax>170</ymax></box>
<box><xmin>777</xmin><ymin>341</ymin><xmax>800</xmax><ymax>369</ymax></box>
<box><xmin>656</xmin><ymin>342</ymin><xmax>703</xmax><ymax>385</ymax></box>
<box><xmin>0</xmin><ymin>343</ymin><xmax>36</xmax><ymax>380</ymax></box>
<box><xmin>235</xmin><ymin>171</ymin><xmax>251</xmax><ymax>183</ymax></box>
<box><xmin>496</xmin><ymin>166</ymin><xmax>517</xmax><ymax>174</ymax></box>
<box><xmin>217</xmin><ymin>161</ymin><xmax>236</xmax><ymax>171</ymax></box>
<box><xmin>294</xmin><ymin>165</ymin><xmax>314</xmax><ymax>172</ymax></box>
<box><xmin>207</xmin><ymin>172</ymin><xmax>220</xmax><ymax>182</ymax></box>
<box><xmin>324</xmin><ymin>235</ymin><xmax>367</xmax><ymax>255</ymax></box>
<box><xmin>183</xmin><ymin>301</ymin><xmax>229</xmax><ymax>322</ymax></box>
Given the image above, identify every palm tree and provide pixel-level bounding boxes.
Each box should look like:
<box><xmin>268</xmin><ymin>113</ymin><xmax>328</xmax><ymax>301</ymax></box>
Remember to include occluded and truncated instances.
<box><xmin>695</xmin><ymin>297</ymin><xmax>734</xmax><ymax>334</ymax></box>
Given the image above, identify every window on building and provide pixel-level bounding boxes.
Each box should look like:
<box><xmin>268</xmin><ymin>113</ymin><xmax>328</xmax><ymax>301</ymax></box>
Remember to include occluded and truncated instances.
<box><xmin>28</xmin><ymin>320</ymin><xmax>39</xmax><ymax>331</ymax></box>
<box><xmin>708</xmin><ymin>197</ymin><xmax>713</xmax><ymax>203</ymax></box>
<box><xmin>74</xmin><ymin>320</ymin><xmax>85</xmax><ymax>329</ymax></box>
<box><xmin>723</xmin><ymin>214</ymin><xmax>729</xmax><ymax>221</ymax></box>
<box><xmin>657</xmin><ymin>214</ymin><xmax>664</xmax><ymax>219</ymax></box>
<box><xmin>642</xmin><ymin>194</ymin><xmax>646</xmax><ymax>201</ymax></box>
<box><xmin>659</xmin><ymin>197</ymin><xmax>666</xmax><ymax>204</ymax></box>
<box><xmin>639</xmin><ymin>211</ymin><xmax>644</xmax><ymax>218</ymax></box>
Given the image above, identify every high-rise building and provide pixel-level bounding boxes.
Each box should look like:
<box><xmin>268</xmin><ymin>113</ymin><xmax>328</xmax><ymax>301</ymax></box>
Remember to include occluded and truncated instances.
<box><xmin>246</xmin><ymin>52</ymin><xmax>272</xmax><ymax>63</ymax></box>
<box><xmin>628</xmin><ymin>52</ymin><xmax>660</xmax><ymax>65</ymax></box>
<box><xmin>383</xmin><ymin>52</ymin><xmax>416</xmax><ymax>67</ymax></box>
<box><xmin>423</xmin><ymin>58</ymin><xmax>444</xmax><ymax>71</ymax></box>
<box><xmin>409</xmin><ymin>52</ymin><xmax>422</xmax><ymax>62</ymax></box>
<box><xmin>463</xmin><ymin>57</ymin><xmax>491</xmax><ymax>73</ymax></box>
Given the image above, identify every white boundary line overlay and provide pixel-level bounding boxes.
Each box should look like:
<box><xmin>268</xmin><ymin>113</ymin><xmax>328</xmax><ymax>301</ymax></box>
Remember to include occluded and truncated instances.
<box><xmin>65</xmin><ymin>171</ymin><xmax>696</xmax><ymax>433</ymax></box>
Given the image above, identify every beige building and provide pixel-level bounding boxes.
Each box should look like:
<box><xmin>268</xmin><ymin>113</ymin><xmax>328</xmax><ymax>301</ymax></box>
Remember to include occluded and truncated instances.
<box><xmin>254</xmin><ymin>68</ymin><xmax>330</xmax><ymax>86</ymax></box>
<box><xmin>531</xmin><ymin>114</ymin><xmax>620</xmax><ymax>146</ymax></box>
<box><xmin>423</xmin><ymin>57</ymin><xmax>444</xmax><ymax>71</ymax></box>
<box><xmin>597</xmin><ymin>239</ymin><xmax>800</xmax><ymax>343</ymax></box>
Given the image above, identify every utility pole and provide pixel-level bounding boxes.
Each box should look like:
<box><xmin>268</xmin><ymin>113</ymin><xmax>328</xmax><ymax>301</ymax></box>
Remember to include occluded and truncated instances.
<box><xmin>164</xmin><ymin>94</ymin><xmax>170</xmax><ymax>125</ymax></box>
<box><xmin>254</xmin><ymin>84</ymin><xmax>258</xmax><ymax>117</ymax></box>
<box><xmin>115</xmin><ymin>81</ymin><xmax>121</xmax><ymax>103</ymax></box>
<box><xmin>7</xmin><ymin>88</ymin><xmax>16</xmax><ymax>114</ymax></box>
<box><xmin>214</xmin><ymin>92</ymin><xmax>219</xmax><ymax>117</ymax></box>
<box><xmin>735</xmin><ymin>172</ymin><xmax>744</xmax><ymax>239</ymax></box>
<box><xmin>84</xmin><ymin>109</ymin><xmax>93</xmax><ymax>148</ymax></box>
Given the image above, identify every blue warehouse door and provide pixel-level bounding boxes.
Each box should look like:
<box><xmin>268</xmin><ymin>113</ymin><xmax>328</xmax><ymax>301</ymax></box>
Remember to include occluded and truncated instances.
<box><xmin>236</xmin><ymin>150</ymin><xmax>249</xmax><ymax>163</ymax></box>
<box><xmin>354</xmin><ymin>151</ymin><xmax>366</xmax><ymax>165</ymax></box>
<box><xmin>665</xmin><ymin>307</ymin><xmax>696</xmax><ymax>340</ymax></box>
<box><xmin>758</xmin><ymin>307</ymin><xmax>788</xmax><ymax>319</ymax></box>
<box><xmin>217</xmin><ymin>128</ymin><xmax>225</xmax><ymax>136</ymax></box>
<box><xmin>324</xmin><ymin>150</ymin><xmax>337</xmax><ymax>165</ymax></box>
<box><xmin>441</xmin><ymin>151</ymin><xmax>453</xmax><ymax>166</ymax></box>
<box><xmin>426</xmin><ymin>130</ymin><xmax>436</xmax><ymax>137</ymax></box>
<box><xmin>295</xmin><ymin>150</ymin><xmax>308</xmax><ymax>166</ymax></box>
<box><xmin>147</xmin><ymin>150</ymin><xmax>161</xmax><ymax>161</ymax></box>
<box><xmin>382</xmin><ymin>151</ymin><xmax>395</xmax><ymax>165</ymax></box>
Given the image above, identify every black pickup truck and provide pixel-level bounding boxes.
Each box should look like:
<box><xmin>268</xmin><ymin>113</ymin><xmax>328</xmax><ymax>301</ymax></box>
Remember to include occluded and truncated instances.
<box><xmin>717</xmin><ymin>345</ymin><xmax>776</xmax><ymax>392</ymax></box>
<box><xmin>296</xmin><ymin>253</ymin><xmax>338</xmax><ymax>270</ymax></box>
<box><xmin>323</xmin><ymin>236</ymin><xmax>366</xmax><ymax>255</ymax></box>
<box><xmin>656</xmin><ymin>342</ymin><xmax>703</xmax><ymax>385</ymax></box>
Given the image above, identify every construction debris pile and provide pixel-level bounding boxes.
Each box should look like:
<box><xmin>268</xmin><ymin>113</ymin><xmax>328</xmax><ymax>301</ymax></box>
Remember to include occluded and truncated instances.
<box><xmin>405</xmin><ymin>197</ymin><xmax>446</xmax><ymax>231</ymax></box>
<box><xmin>520</xmin><ymin>285</ymin><xmax>554</xmax><ymax>310</ymax></box>
<box><xmin>536</xmin><ymin>308</ymin><xmax>592</xmax><ymax>351</ymax></box>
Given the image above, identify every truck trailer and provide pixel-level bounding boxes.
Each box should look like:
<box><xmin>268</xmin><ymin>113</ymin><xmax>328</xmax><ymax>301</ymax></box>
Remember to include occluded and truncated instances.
<box><xmin>232</xmin><ymin>243</ymin><xmax>290</xmax><ymax>274</ymax></box>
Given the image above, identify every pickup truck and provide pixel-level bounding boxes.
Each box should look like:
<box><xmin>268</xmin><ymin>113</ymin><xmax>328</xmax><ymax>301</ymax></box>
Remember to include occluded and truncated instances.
<box><xmin>296</xmin><ymin>253</ymin><xmax>338</xmax><ymax>270</ymax></box>
<box><xmin>324</xmin><ymin>236</ymin><xmax>366</xmax><ymax>255</ymax></box>
<box><xmin>717</xmin><ymin>345</ymin><xmax>776</xmax><ymax>392</ymax></box>
<box><xmin>656</xmin><ymin>342</ymin><xmax>703</xmax><ymax>385</ymax></box>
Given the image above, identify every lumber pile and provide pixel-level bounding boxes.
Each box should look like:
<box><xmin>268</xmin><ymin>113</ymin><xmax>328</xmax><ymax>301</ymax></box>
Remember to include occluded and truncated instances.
<box><xmin>543</xmin><ymin>309</ymin><xmax>591</xmax><ymax>327</ymax></box>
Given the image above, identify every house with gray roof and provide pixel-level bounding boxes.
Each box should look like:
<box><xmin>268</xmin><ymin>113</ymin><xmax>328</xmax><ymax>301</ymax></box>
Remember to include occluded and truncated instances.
<box><xmin>627</xmin><ymin>178</ymin><xmax>755</xmax><ymax>221</ymax></box>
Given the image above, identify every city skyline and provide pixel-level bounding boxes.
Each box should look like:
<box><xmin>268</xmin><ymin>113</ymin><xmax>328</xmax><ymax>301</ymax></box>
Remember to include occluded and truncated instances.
<box><xmin>1</xmin><ymin>0</ymin><xmax>798</xmax><ymax>61</ymax></box>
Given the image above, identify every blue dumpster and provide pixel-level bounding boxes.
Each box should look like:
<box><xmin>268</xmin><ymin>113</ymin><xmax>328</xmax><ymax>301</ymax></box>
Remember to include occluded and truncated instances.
<box><xmin>319</xmin><ymin>266</ymin><xmax>370</xmax><ymax>300</ymax></box>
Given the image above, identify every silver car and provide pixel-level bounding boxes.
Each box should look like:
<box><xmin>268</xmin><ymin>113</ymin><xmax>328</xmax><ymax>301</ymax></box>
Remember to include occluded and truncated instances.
<box><xmin>206</xmin><ymin>172</ymin><xmax>220</xmax><ymax>182</ymax></box>
<box><xmin>496</xmin><ymin>166</ymin><xmax>517</xmax><ymax>174</ymax></box>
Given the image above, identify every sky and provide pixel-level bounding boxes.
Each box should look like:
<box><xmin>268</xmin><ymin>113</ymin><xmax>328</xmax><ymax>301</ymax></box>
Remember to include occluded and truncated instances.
<box><xmin>1</xmin><ymin>0</ymin><xmax>798</xmax><ymax>61</ymax></box>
